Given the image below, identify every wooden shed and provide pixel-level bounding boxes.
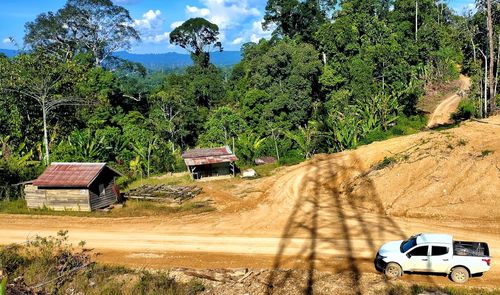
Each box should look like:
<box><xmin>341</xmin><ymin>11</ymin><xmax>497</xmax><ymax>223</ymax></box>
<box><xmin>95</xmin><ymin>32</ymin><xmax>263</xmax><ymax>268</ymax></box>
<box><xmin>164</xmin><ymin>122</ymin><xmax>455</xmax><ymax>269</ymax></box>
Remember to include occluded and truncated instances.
<box><xmin>182</xmin><ymin>146</ymin><xmax>238</xmax><ymax>180</ymax></box>
<box><xmin>25</xmin><ymin>163</ymin><xmax>122</xmax><ymax>211</ymax></box>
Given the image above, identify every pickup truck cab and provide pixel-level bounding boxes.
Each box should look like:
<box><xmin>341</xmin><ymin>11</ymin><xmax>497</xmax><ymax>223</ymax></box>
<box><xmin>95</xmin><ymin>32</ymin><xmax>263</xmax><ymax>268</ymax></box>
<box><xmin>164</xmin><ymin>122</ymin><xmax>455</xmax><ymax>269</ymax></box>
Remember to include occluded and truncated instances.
<box><xmin>375</xmin><ymin>233</ymin><xmax>491</xmax><ymax>283</ymax></box>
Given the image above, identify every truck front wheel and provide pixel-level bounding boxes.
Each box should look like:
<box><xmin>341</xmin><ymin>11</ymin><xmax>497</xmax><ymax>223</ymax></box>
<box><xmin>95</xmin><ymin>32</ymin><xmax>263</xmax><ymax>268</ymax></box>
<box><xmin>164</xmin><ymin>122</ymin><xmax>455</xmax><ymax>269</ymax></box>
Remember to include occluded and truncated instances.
<box><xmin>384</xmin><ymin>262</ymin><xmax>402</xmax><ymax>279</ymax></box>
<box><xmin>450</xmin><ymin>267</ymin><xmax>469</xmax><ymax>283</ymax></box>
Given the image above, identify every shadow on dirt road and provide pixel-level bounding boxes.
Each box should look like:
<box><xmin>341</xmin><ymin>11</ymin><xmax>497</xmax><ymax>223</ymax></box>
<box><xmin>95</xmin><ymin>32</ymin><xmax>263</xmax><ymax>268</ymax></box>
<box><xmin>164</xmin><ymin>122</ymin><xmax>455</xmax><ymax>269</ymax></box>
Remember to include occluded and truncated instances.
<box><xmin>265</xmin><ymin>153</ymin><xmax>437</xmax><ymax>294</ymax></box>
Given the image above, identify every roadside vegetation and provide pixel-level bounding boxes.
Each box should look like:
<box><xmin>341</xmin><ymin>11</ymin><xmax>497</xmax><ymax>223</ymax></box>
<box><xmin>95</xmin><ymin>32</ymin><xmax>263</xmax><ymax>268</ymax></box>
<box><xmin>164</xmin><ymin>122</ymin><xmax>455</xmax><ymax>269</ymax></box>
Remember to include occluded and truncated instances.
<box><xmin>0</xmin><ymin>199</ymin><xmax>214</xmax><ymax>218</ymax></box>
<box><xmin>387</xmin><ymin>284</ymin><xmax>500</xmax><ymax>295</ymax></box>
<box><xmin>0</xmin><ymin>231</ymin><xmax>204</xmax><ymax>295</ymax></box>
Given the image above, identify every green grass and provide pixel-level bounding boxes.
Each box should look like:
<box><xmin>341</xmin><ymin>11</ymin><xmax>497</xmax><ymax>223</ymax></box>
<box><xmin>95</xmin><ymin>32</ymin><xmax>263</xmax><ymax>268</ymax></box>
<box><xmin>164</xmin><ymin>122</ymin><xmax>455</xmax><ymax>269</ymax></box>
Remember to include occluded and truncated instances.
<box><xmin>125</xmin><ymin>173</ymin><xmax>193</xmax><ymax>191</ymax></box>
<box><xmin>0</xmin><ymin>233</ymin><xmax>205</xmax><ymax>295</ymax></box>
<box><xmin>359</xmin><ymin>115</ymin><xmax>428</xmax><ymax>146</ymax></box>
<box><xmin>250</xmin><ymin>163</ymin><xmax>280</xmax><ymax>178</ymax></box>
<box><xmin>480</xmin><ymin>150</ymin><xmax>494</xmax><ymax>157</ymax></box>
<box><xmin>387</xmin><ymin>283</ymin><xmax>500</xmax><ymax>295</ymax></box>
<box><xmin>0</xmin><ymin>199</ymin><xmax>214</xmax><ymax>218</ymax></box>
<box><xmin>457</xmin><ymin>138</ymin><xmax>468</xmax><ymax>146</ymax></box>
<box><xmin>373</xmin><ymin>156</ymin><xmax>397</xmax><ymax>170</ymax></box>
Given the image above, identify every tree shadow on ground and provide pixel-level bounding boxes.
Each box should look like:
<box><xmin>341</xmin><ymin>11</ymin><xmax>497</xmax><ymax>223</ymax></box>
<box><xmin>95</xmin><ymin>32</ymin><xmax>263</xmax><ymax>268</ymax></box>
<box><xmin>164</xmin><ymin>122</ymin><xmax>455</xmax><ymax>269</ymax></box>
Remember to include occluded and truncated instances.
<box><xmin>265</xmin><ymin>153</ymin><xmax>437</xmax><ymax>294</ymax></box>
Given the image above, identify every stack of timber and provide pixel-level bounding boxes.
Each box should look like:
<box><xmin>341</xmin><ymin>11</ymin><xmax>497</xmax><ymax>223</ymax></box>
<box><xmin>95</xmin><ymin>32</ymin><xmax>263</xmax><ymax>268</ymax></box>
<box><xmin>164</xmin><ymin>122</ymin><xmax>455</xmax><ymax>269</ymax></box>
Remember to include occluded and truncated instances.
<box><xmin>125</xmin><ymin>185</ymin><xmax>202</xmax><ymax>203</ymax></box>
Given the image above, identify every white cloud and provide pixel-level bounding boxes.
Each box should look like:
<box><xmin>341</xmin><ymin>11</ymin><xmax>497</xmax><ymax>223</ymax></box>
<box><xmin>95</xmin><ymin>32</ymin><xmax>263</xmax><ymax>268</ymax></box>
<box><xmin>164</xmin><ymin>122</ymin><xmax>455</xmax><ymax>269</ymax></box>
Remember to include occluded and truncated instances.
<box><xmin>231</xmin><ymin>19</ymin><xmax>273</xmax><ymax>45</ymax></box>
<box><xmin>249</xmin><ymin>19</ymin><xmax>272</xmax><ymax>42</ymax></box>
<box><xmin>2</xmin><ymin>38</ymin><xmax>12</xmax><ymax>44</ymax></box>
<box><xmin>186</xmin><ymin>5</ymin><xmax>210</xmax><ymax>17</ymax></box>
<box><xmin>185</xmin><ymin>0</ymin><xmax>260</xmax><ymax>30</ymax></box>
<box><xmin>231</xmin><ymin>37</ymin><xmax>244</xmax><ymax>45</ymax></box>
<box><xmin>133</xmin><ymin>9</ymin><xmax>162</xmax><ymax>30</ymax></box>
<box><xmin>170</xmin><ymin>21</ymin><xmax>184</xmax><ymax>30</ymax></box>
<box><xmin>132</xmin><ymin>9</ymin><xmax>170</xmax><ymax>44</ymax></box>
<box><xmin>143</xmin><ymin>32</ymin><xmax>170</xmax><ymax>43</ymax></box>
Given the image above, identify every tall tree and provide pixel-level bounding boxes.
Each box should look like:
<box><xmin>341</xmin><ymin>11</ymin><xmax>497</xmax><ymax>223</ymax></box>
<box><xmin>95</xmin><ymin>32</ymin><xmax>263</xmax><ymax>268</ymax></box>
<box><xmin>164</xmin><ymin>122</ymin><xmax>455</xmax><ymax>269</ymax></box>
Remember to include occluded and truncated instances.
<box><xmin>263</xmin><ymin>0</ymin><xmax>336</xmax><ymax>43</ymax></box>
<box><xmin>25</xmin><ymin>0</ymin><xmax>139</xmax><ymax>66</ymax></box>
<box><xmin>0</xmin><ymin>51</ymin><xmax>85</xmax><ymax>165</ymax></box>
<box><xmin>486</xmin><ymin>0</ymin><xmax>496</xmax><ymax>113</ymax></box>
<box><xmin>169</xmin><ymin>18</ymin><xmax>222</xmax><ymax>67</ymax></box>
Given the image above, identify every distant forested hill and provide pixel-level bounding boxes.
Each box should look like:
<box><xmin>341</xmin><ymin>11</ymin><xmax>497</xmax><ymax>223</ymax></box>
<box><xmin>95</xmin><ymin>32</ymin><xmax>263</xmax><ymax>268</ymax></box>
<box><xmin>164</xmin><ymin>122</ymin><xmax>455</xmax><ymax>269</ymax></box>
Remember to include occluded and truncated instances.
<box><xmin>0</xmin><ymin>49</ymin><xmax>17</xmax><ymax>58</ymax></box>
<box><xmin>0</xmin><ymin>49</ymin><xmax>241</xmax><ymax>70</ymax></box>
<box><xmin>113</xmin><ymin>51</ymin><xmax>241</xmax><ymax>70</ymax></box>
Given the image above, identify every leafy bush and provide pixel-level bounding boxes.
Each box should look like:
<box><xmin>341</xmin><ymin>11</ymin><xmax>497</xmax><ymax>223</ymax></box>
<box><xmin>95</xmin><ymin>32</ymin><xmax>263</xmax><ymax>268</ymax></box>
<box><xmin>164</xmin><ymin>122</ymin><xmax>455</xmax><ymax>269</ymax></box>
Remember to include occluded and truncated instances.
<box><xmin>358</xmin><ymin>115</ymin><xmax>427</xmax><ymax>145</ymax></box>
<box><xmin>279</xmin><ymin>149</ymin><xmax>305</xmax><ymax>165</ymax></box>
<box><xmin>451</xmin><ymin>99</ymin><xmax>477</xmax><ymax>121</ymax></box>
<box><xmin>0</xmin><ymin>232</ymin><xmax>201</xmax><ymax>295</ymax></box>
<box><xmin>132</xmin><ymin>272</ymin><xmax>182</xmax><ymax>295</ymax></box>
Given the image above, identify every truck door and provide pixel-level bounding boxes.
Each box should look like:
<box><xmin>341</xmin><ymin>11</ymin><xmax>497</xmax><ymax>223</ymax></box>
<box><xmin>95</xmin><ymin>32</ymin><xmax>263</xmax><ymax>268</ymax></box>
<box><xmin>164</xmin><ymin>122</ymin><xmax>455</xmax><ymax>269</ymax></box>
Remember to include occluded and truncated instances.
<box><xmin>429</xmin><ymin>245</ymin><xmax>450</xmax><ymax>273</ymax></box>
<box><xmin>407</xmin><ymin>245</ymin><xmax>430</xmax><ymax>271</ymax></box>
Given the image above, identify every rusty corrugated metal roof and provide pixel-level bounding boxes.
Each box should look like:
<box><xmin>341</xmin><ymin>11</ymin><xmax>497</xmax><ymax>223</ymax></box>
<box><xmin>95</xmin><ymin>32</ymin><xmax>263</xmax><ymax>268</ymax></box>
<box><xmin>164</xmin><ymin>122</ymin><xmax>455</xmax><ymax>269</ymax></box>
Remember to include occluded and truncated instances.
<box><xmin>182</xmin><ymin>146</ymin><xmax>238</xmax><ymax>166</ymax></box>
<box><xmin>182</xmin><ymin>146</ymin><xmax>232</xmax><ymax>158</ymax></box>
<box><xmin>32</xmin><ymin>163</ymin><xmax>117</xmax><ymax>188</ymax></box>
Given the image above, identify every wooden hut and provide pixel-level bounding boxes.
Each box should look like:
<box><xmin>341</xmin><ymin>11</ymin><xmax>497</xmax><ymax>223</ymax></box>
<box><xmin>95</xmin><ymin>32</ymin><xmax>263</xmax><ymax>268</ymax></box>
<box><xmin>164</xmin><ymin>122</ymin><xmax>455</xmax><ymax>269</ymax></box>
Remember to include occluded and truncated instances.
<box><xmin>182</xmin><ymin>146</ymin><xmax>237</xmax><ymax>180</ymax></box>
<box><xmin>25</xmin><ymin>163</ymin><xmax>122</xmax><ymax>211</ymax></box>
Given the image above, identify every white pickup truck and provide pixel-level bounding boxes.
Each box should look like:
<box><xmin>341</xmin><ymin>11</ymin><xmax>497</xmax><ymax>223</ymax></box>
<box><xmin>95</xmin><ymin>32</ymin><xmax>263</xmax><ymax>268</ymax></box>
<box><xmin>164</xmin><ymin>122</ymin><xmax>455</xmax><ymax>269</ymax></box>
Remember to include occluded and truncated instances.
<box><xmin>375</xmin><ymin>233</ymin><xmax>491</xmax><ymax>283</ymax></box>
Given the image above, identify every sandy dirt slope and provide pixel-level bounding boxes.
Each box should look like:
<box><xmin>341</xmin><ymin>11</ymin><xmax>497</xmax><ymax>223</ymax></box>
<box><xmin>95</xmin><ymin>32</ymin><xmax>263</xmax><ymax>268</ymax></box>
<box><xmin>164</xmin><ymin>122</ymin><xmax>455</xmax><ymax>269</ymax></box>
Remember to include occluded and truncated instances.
<box><xmin>427</xmin><ymin>75</ymin><xmax>471</xmax><ymax>128</ymax></box>
<box><xmin>0</xmin><ymin>116</ymin><xmax>499</xmax><ymax>292</ymax></box>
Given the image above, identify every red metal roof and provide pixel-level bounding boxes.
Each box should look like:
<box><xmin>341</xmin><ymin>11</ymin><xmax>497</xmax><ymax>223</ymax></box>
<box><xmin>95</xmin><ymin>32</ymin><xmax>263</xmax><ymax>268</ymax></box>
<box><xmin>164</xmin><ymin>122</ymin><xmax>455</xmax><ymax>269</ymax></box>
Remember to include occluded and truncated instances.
<box><xmin>32</xmin><ymin>163</ymin><xmax>116</xmax><ymax>188</ymax></box>
<box><xmin>182</xmin><ymin>146</ymin><xmax>238</xmax><ymax>166</ymax></box>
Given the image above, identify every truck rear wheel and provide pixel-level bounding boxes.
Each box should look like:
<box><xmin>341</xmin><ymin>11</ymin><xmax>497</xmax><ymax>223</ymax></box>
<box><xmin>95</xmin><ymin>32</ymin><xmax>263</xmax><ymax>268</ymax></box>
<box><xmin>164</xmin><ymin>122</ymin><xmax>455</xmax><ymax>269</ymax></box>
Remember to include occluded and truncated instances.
<box><xmin>384</xmin><ymin>262</ymin><xmax>402</xmax><ymax>279</ymax></box>
<box><xmin>450</xmin><ymin>267</ymin><xmax>469</xmax><ymax>283</ymax></box>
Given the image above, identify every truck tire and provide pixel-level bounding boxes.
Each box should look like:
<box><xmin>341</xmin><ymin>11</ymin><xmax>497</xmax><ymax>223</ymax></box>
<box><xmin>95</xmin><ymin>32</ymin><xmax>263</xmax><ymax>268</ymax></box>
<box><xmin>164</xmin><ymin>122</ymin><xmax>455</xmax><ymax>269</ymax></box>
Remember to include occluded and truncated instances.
<box><xmin>450</xmin><ymin>267</ymin><xmax>469</xmax><ymax>283</ymax></box>
<box><xmin>385</xmin><ymin>262</ymin><xmax>402</xmax><ymax>279</ymax></box>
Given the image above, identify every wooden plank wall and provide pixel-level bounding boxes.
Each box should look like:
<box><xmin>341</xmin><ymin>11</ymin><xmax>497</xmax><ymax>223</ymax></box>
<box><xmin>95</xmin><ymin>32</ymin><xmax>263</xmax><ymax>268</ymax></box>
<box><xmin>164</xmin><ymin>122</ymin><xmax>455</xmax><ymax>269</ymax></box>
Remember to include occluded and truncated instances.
<box><xmin>25</xmin><ymin>185</ymin><xmax>91</xmax><ymax>211</ymax></box>
<box><xmin>89</xmin><ymin>180</ymin><xmax>117</xmax><ymax>210</ymax></box>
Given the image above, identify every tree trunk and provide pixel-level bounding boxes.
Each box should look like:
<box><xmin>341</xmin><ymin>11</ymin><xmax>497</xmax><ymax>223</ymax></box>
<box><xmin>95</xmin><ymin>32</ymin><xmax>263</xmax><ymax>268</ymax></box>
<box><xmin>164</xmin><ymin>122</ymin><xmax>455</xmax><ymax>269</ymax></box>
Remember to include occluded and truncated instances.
<box><xmin>487</xmin><ymin>0</ymin><xmax>495</xmax><ymax>113</ymax></box>
<box><xmin>470</xmin><ymin>36</ymin><xmax>477</xmax><ymax>63</ymax></box>
<box><xmin>272</xmin><ymin>129</ymin><xmax>280</xmax><ymax>162</ymax></box>
<box><xmin>42</xmin><ymin>104</ymin><xmax>50</xmax><ymax>165</ymax></box>
<box><xmin>495</xmin><ymin>35</ymin><xmax>500</xmax><ymax>96</ymax></box>
<box><xmin>415</xmin><ymin>1</ymin><xmax>418</xmax><ymax>42</ymax></box>
<box><xmin>147</xmin><ymin>147</ymin><xmax>151</xmax><ymax>178</ymax></box>
<box><xmin>485</xmin><ymin>55</ymin><xmax>488</xmax><ymax>116</ymax></box>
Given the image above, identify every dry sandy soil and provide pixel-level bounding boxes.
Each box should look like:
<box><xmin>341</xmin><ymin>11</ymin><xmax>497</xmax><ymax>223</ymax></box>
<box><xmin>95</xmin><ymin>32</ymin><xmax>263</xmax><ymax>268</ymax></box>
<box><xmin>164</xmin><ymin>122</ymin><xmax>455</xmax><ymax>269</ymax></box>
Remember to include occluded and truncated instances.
<box><xmin>0</xmin><ymin>115</ymin><xmax>499</xmax><ymax>293</ymax></box>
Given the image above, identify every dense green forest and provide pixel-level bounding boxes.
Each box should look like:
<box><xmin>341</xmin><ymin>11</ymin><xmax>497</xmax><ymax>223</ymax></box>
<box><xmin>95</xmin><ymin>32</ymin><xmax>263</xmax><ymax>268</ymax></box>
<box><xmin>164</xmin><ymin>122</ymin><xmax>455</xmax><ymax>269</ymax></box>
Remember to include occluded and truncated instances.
<box><xmin>0</xmin><ymin>0</ymin><xmax>498</xmax><ymax>197</ymax></box>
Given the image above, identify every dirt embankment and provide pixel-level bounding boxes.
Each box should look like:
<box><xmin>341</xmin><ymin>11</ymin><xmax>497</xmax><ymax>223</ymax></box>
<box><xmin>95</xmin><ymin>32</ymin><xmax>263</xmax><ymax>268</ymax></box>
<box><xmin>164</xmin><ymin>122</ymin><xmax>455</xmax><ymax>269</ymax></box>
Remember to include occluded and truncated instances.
<box><xmin>0</xmin><ymin>116</ymin><xmax>499</xmax><ymax>293</ymax></box>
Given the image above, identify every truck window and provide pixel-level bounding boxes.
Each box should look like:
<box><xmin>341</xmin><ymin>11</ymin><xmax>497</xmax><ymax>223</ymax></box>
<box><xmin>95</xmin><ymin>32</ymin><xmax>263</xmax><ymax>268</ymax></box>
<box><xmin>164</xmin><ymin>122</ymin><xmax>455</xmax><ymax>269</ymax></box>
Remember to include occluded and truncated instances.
<box><xmin>408</xmin><ymin>246</ymin><xmax>428</xmax><ymax>256</ymax></box>
<box><xmin>432</xmin><ymin>246</ymin><xmax>449</xmax><ymax>256</ymax></box>
<box><xmin>401</xmin><ymin>237</ymin><xmax>417</xmax><ymax>252</ymax></box>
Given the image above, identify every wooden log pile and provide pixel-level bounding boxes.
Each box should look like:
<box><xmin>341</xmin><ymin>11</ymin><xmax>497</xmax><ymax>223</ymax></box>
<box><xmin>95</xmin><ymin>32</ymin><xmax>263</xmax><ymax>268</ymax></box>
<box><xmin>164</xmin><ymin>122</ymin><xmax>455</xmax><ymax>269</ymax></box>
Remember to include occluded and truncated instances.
<box><xmin>125</xmin><ymin>185</ymin><xmax>202</xmax><ymax>203</ymax></box>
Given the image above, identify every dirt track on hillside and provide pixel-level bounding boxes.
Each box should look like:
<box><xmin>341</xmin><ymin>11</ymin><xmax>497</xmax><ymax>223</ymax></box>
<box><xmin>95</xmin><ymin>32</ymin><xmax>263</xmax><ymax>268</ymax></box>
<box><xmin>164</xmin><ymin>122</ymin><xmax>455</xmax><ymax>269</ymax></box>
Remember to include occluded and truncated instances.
<box><xmin>1</xmin><ymin>116</ymin><xmax>499</xmax><ymax>292</ymax></box>
<box><xmin>427</xmin><ymin>75</ymin><xmax>471</xmax><ymax>128</ymax></box>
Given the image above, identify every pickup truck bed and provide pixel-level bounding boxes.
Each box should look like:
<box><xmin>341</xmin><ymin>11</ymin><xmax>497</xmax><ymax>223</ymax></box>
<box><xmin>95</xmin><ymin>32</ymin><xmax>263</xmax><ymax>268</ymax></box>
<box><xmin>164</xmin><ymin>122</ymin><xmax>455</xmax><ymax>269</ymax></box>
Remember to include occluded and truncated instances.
<box><xmin>454</xmin><ymin>241</ymin><xmax>489</xmax><ymax>257</ymax></box>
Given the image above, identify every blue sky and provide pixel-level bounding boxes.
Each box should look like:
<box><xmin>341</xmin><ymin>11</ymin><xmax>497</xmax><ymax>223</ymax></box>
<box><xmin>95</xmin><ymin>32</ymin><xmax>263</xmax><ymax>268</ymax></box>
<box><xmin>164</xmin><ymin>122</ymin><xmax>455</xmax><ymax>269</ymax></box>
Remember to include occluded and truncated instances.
<box><xmin>0</xmin><ymin>0</ymin><xmax>476</xmax><ymax>54</ymax></box>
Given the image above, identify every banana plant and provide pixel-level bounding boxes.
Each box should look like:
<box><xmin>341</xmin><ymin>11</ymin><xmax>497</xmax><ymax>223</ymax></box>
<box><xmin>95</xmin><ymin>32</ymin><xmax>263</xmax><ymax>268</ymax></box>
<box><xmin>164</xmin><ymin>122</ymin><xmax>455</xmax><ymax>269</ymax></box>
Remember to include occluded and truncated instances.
<box><xmin>67</xmin><ymin>129</ymin><xmax>107</xmax><ymax>161</ymax></box>
<box><xmin>236</xmin><ymin>133</ymin><xmax>267</xmax><ymax>164</ymax></box>
<box><xmin>284</xmin><ymin>121</ymin><xmax>319</xmax><ymax>159</ymax></box>
<box><xmin>326</xmin><ymin>108</ymin><xmax>361</xmax><ymax>151</ymax></box>
<box><xmin>131</xmin><ymin>136</ymin><xmax>158</xmax><ymax>178</ymax></box>
<box><xmin>0</xmin><ymin>135</ymin><xmax>33</xmax><ymax>167</ymax></box>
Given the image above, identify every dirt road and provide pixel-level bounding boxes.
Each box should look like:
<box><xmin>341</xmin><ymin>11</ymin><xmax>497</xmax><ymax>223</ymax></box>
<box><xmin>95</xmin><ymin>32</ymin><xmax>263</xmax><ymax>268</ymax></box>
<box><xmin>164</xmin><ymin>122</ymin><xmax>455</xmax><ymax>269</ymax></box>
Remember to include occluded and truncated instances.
<box><xmin>427</xmin><ymin>75</ymin><xmax>471</xmax><ymax>128</ymax></box>
<box><xmin>1</xmin><ymin>115</ymin><xmax>499</xmax><ymax>292</ymax></box>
